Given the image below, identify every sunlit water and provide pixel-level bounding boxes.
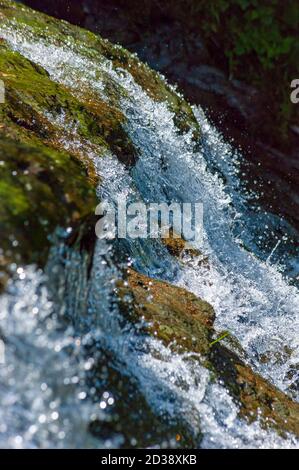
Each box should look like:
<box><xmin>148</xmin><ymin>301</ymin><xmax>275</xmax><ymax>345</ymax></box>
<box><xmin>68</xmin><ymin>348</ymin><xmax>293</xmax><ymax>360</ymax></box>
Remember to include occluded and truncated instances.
<box><xmin>0</xmin><ymin>19</ymin><xmax>298</xmax><ymax>448</ymax></box>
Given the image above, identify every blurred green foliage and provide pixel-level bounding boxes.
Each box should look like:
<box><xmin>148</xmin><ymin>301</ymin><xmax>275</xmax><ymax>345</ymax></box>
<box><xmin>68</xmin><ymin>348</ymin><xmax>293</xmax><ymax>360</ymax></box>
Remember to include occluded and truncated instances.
<box><xmin>125</xmin><ymin>0</ymin><xmax>299</xmax><ymax>138</ymax></box>
<box><xmin>193</xmin><ymin>3</ymin><xmax>297</xmax><ymax>70</ymax></box>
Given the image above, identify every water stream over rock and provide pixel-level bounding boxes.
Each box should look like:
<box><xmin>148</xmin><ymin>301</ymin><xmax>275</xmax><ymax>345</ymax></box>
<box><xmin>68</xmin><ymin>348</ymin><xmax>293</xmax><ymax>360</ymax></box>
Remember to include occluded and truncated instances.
<box><xmin>0</xmin><ymin>2</ymin><xmax>298</xmax><ymax>448</ymax></box>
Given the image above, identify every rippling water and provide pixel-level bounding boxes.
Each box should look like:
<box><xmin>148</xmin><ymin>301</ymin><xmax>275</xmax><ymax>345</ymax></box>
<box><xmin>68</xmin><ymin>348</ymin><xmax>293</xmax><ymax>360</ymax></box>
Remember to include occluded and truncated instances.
<box><xmin>0</xmin><ymin>19</ymin><xmax>298</xmax><ymax>448</ymax></box>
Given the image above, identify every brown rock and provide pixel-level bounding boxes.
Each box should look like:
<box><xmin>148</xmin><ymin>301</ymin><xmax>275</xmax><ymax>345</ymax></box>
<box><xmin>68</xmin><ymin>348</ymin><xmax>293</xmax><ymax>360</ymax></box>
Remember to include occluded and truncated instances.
<box><xmin>118</xmin><ymin>268</ymin><xmax>299</xmax><ymax>437</ymax></box>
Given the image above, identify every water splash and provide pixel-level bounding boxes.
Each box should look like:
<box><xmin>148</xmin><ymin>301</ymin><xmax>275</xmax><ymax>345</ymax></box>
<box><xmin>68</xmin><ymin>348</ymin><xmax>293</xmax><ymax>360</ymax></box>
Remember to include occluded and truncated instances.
<box><xmin>0</xmin><ymin>267</ymin><xmax>105</xmax><ymax>448</ymax></box>
<box><xmin>0</xmin><ymin>19</ymin><xmax>298</xmax><ymax>448</ymax></box>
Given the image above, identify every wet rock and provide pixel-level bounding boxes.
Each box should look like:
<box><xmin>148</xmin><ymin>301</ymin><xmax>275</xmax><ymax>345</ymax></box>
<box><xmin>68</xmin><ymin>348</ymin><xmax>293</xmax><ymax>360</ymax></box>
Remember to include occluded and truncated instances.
<box><xmin>0</xmin><ymin>0</ymin><xmax>200</xmax><ymax>289</ymax></box>
<box><xmin>0</xmin><ymin>40</ymin><xmax>99</xmax><ymax>285</ymax></box>
<box><xmin>87</xmin><ymin>348</ymin><xmax>199</xmax><ymax>449</ymax></box>
<box><xmin>118</xmin><ymin>268</ymin><xmax>299</xmax><ymax>437</ymax></box>
<box><xmin>119</xmin><ymin>268</ymin><xmax>215</xmax><ymax>357</ymax></box>
<box><xmin>161</xmin><ymin>232</ymin><xmax>201</xmax><ymax>259</ymax></box>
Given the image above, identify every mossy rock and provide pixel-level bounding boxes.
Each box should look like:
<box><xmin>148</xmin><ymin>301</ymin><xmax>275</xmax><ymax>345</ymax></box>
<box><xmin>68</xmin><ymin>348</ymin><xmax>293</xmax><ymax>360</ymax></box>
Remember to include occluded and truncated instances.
<box><xmin>118</xmin><ymin>268</ymin><xmax>299</xmax><ymax>438</ymax></box>
<box><xmin>0</xmin><ymin>0</ymin><xmax>201</xmax><ymax>290</ymax></box>
<box><xmin>119</xmin><ymin>268</ymin><xmax>215</xmax><ymax>357</ymax></box>
<box><xmin>0</xmin><ymin>41</ymin><xmax>100</xmax><ymax>289</ymax></box>
<box><xmin>0</xmin><ymin>0</ymin><xmax>200</xmax><ymax>139</ymax></box>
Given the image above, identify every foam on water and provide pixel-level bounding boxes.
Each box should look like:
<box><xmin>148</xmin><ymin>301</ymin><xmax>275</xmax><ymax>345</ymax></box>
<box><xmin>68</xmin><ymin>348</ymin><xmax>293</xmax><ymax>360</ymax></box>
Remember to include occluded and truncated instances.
<box><xmin>103</xmin><ymin>64</ymin><xmax>299</xmax><ymax>399</ymax></box>
<box><xmin>0</xmin><ymin>267</ymin><xmax>109</xmax><ymax>448</ymax></box>
<box><xmin>87</xmin><ymin>241</ymin><xmax>298</xmax><ymax>448</ymax></box>
<box><xmin>0</xmin><ymin>20</ymin><xmax>298</xmax><ymax>448</ymax></box>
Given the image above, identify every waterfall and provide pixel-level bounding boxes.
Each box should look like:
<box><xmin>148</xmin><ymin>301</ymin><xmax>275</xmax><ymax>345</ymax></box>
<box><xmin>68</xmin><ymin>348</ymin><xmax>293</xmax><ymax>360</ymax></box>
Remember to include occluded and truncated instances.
<box><xmin>0</xmin><ymin>19</ymin><xmax>298</xmax><ymax>448</ymax></box>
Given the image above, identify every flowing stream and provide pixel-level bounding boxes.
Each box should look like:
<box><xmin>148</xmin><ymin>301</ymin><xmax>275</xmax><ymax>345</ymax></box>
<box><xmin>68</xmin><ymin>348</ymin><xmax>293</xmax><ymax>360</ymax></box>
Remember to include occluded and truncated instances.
<box><xmin>0</xmin><ymin>20</ymin><xmax>298</xmax><ymax>448</ymax></box>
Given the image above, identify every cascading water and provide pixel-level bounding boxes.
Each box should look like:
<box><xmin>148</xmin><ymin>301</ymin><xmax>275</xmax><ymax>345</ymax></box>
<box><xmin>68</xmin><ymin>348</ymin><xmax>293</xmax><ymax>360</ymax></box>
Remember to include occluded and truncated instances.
<box><xmin>0</xmin><ymin>20</ymin><xmax>298</xmax><ymax>448</ymax></box>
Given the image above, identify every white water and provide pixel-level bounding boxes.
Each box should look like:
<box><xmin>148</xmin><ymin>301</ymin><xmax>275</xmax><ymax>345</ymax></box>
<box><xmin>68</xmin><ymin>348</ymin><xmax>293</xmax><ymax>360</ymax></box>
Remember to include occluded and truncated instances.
<box><xmin>0</xmin><ymin>19</ymin><xmax>298</xmax><ymax>448</ymax></box>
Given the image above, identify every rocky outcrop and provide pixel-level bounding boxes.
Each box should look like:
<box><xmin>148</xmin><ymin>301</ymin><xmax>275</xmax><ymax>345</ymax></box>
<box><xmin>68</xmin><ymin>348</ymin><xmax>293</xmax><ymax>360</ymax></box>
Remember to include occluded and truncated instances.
<box><xmin>0</xmin><ymin>0</ymin><xmax>200</xmax><ymax>290</ymax></box>
<box><xmin>118</xmin><ymin>268</ymin><xmax>299</xmax><ymax>437</ymax></box>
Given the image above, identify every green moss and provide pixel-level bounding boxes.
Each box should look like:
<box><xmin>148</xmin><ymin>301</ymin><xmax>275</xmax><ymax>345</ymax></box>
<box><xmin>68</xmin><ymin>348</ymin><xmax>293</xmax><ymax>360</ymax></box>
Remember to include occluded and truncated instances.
<box><xmin>0</xmin><ymin>41</ymin><xmax>138</xmax><ymax>164</ymax></box>
<box><xmin>0</xmin><ymin>136</ymin><xmax>97</xmax><ymax>266</ymax></box>
<box><xmin>0</xmin><ymin>38</ymin><xmax>139</xmax><ymax>281</ymax></box>
<box><xmin>0</xmin><ymin>181</ymin><xmax>30</xmax><ymax>215</ymax></box>
<box><xmin>0</xmin><ymin>44</ymin><xmax>102</xmax><ymax>284</ymax></box>
<box><xmin>0</xmin><ymin>0</ymin><xmax>200</xmax><ymax>140</ymax></box>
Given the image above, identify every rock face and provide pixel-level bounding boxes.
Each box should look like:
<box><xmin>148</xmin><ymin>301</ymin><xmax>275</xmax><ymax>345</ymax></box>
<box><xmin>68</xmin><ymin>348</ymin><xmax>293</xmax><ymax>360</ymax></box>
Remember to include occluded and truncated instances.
<box><xmin>118</xmin><ymin>268</ymin><xmax>299</xmax><ymax>437</ymax></box>
<box><xmin>0</xmin><ymin>0</ymin><xmax>199</xmax><ymax>290</ymax></box>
